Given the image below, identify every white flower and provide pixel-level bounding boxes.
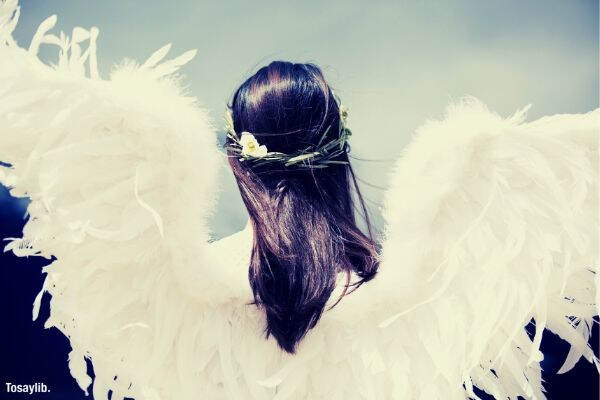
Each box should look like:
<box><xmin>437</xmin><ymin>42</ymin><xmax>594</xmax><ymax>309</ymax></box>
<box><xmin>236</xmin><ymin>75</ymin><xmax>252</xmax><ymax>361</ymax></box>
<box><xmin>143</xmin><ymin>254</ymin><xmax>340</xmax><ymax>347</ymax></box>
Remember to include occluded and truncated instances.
<box><xmin>339</xmin><ymin>105</ymin><xmax>349</xmax><ymax>124</ymax></box>
<box><xmin>339</xmin><ymin>104</ymin><xmax>348</xmax><ymax>117</ymax></box>
<box><xmin>240</xmin><ymin>132</ymin><xmax>268</xmax><ymax>158</ymax></box>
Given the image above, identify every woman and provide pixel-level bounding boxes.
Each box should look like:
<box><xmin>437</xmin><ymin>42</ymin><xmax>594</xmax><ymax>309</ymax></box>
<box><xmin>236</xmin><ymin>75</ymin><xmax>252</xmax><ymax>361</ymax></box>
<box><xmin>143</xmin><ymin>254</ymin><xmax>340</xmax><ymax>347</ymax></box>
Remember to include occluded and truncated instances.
<box><xmin>224</xmin><ymin>61</ymin><xmax>378</xmax><ymax>353</ymax></box>
<box><xmin>0</xmin><ymin>2</ymin><xmax>597</xmax><ymax>399</ymax></box>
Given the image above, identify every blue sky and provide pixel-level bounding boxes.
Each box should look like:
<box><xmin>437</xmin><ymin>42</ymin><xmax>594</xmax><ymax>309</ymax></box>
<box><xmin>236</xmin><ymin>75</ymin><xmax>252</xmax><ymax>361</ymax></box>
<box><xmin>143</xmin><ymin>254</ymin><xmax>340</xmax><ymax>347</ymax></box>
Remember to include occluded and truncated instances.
<box><xmin>11</xmin><ymin>0</ymin><xmax>599</xmax><ymax>237</ymax></box>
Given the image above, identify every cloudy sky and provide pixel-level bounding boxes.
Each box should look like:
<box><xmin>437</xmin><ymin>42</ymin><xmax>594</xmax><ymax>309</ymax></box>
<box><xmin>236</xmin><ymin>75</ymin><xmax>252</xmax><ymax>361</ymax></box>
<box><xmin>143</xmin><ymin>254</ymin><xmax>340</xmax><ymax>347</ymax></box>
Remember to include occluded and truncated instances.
<box><xmin>12</xmin><ymin>0</ymin><xmax>598</xmax><ymax>238</ymax></box>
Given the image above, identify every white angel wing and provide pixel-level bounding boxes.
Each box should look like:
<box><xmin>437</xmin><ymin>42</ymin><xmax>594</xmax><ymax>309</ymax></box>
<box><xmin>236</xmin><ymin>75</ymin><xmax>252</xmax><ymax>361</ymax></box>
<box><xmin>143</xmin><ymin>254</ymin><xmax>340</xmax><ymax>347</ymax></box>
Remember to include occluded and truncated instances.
<box><xmin>373</xmin><ymin>98</ymin><xmax>598</xmax><ymax>399</ymax></box>
<box><xmin>0</xmin><ymin>2</ymin><xmax>254</xmax><ymax>398</ymax></box>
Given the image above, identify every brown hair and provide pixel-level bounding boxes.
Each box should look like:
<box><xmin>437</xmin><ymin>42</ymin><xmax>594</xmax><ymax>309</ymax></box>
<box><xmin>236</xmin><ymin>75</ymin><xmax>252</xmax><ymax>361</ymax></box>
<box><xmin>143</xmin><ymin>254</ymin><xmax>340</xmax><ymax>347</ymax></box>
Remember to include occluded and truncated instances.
<box><xmin>226</xmin><ymin>61</ymin><xmax>379</xmax><ymax>353</ymax></box>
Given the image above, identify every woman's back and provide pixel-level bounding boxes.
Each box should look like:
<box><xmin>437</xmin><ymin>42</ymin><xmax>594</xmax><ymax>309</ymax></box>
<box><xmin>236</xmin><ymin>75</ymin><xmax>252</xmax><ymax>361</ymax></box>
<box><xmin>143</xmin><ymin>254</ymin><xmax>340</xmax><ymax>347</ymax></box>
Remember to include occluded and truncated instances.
<box><xmin>203</xmin><ymin>223</ymin><xmax>391</xmax><ymax>399</ymax></box>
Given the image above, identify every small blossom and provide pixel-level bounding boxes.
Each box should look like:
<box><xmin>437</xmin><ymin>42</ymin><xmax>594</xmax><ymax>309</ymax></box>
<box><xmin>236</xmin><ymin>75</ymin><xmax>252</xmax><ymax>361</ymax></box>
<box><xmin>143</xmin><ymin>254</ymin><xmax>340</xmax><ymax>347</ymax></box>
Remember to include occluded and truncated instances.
<box><xmin>240</xmin><ymin>133</ymin><xmax>268</xmax><ymax>158</ymax></box>
<box><xmin>339</xmin><ymin>105</ymin><xmax>349</xmax><ymax>125</ymax></box>
<box><xmin>339</xmin><ymin>105</ymin><xmax>348</xmax><ymax>117</ymax></box>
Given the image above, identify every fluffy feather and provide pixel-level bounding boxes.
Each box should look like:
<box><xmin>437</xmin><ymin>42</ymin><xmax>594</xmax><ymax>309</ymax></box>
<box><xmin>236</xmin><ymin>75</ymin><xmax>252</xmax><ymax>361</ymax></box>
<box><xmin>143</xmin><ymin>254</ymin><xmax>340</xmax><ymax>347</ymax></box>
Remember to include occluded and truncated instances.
<box><xmin>370</xmin><ymin>98</ymin><xmax>599</xmax><ymax>398</ymax></box>
<box><xmin>0</xmin><ymin>1</ymin><xmax>244</xmax><ymax>397</ymax></box>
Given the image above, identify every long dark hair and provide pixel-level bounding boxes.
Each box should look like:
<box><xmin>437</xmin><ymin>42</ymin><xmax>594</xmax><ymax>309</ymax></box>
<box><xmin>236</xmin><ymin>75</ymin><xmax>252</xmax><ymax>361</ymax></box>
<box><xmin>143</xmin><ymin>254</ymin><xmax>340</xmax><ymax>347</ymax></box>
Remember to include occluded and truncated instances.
<box><xmin>226</xmin><ymin>61</ymin><xmax>379</xmax><ymax>353</ymax></box>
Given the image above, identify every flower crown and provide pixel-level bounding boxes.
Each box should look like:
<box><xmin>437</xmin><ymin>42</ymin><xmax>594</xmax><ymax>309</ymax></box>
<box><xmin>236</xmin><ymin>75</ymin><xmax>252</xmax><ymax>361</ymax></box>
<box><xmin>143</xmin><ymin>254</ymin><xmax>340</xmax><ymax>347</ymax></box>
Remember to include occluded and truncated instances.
<box><xmin>225</xmin><ymin>100</ymin><xmax>351</xmax><ymax>170</ymax></box>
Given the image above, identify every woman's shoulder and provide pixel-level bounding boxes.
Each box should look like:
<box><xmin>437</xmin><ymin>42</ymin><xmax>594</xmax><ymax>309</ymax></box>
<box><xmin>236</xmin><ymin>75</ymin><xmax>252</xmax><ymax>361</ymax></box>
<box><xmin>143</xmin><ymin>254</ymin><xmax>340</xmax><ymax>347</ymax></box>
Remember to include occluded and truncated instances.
<box><xmin>201</xmin><ymin>221</ymin><xmax>255</xmax><ymax>302</ymax></box>
<box><xmin>209</xmin><ymin>220</ymin><xmax>253</xmax><ymax>257</ymax></box>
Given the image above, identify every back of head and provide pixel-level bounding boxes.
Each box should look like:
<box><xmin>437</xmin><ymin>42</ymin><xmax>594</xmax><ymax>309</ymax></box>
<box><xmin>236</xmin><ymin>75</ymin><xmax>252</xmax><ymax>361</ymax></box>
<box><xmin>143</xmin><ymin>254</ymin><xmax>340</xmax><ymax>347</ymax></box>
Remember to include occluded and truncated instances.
<box><xmin>226</xmin><ymin>61</ymin><xmax>378</xmax><ymax>353</ymax></box>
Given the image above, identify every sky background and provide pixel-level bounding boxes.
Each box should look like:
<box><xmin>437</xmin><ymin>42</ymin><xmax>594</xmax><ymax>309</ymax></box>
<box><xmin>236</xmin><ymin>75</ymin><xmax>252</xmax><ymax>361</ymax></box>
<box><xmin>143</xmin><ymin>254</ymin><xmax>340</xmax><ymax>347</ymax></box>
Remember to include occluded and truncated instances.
<box><xmin>11</xmin><ymin>0</ymin><xmax>599</xmax><ymax>238</ymax></box>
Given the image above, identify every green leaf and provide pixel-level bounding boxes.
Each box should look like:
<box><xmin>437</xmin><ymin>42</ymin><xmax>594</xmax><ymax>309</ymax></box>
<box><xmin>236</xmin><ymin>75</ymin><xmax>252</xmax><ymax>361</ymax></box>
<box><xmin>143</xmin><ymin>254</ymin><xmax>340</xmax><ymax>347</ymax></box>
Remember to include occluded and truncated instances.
<box><xmin>285</xmin><ymin>152</ymin><xmax>319</xmax><ymax>165</ymax></box>
<box><xmin>316</xmin><ymin>124</ymin><xmax>332</xmax><ymax>148</ymax></box>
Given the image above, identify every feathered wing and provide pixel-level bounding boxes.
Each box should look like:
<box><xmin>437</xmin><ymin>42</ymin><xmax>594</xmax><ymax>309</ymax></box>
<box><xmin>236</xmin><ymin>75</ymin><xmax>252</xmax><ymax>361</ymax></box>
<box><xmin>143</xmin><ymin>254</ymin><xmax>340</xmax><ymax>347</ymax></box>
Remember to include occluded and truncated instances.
<box><xmin>373</xmin><ymin>98</ymin><xmax>599</xmax><ymax>399</ymax></box>
<box><xmin>0</xmin><ymin>1</ymin><xmax>255</xmax><ymax>398</ymax></box>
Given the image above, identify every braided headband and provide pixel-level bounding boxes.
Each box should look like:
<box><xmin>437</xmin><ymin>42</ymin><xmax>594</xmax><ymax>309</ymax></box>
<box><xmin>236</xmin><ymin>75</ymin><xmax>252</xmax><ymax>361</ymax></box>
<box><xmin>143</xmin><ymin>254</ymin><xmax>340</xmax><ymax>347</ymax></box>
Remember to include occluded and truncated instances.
<box><xmin>225</xmin><ymin>100</ymin><xmax>351</xmax><ymax>170</ymax></box>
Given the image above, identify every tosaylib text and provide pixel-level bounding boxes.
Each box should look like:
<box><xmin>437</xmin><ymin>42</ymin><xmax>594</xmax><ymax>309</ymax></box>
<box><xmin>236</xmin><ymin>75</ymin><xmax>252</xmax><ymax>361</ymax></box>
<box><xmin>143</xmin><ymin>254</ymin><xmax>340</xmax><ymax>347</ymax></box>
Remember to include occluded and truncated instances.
<box><xmin>5</xmin><ymin>382</ymin><xmax>50</xmax><ymax>394</ymax></box>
